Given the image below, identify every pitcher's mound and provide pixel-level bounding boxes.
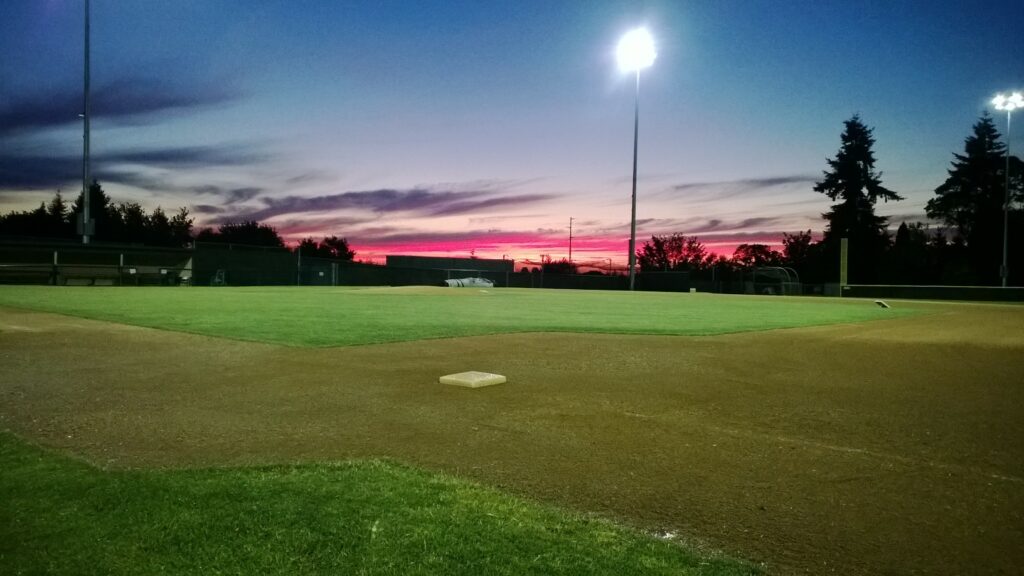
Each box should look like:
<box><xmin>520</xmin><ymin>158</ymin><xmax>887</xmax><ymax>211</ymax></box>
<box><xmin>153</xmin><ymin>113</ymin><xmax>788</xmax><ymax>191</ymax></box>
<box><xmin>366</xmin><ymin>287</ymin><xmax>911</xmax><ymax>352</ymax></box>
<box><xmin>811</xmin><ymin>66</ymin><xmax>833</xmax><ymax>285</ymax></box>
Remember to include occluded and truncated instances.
<box><xmin>439</xmin><ymin>371</ymin><xmax>506</xmax><ymax>388</ymax></box>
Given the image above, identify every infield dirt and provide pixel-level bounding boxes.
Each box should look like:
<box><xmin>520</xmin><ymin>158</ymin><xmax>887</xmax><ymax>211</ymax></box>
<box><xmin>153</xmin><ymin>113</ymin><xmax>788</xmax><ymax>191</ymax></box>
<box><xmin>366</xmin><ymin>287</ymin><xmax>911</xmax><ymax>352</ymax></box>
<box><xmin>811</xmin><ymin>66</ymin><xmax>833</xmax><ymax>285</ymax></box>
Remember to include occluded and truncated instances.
<box><xmin>1</xmin><ymin>302</ymin><xmax>1022</xmax><ymax>574</ymax></box>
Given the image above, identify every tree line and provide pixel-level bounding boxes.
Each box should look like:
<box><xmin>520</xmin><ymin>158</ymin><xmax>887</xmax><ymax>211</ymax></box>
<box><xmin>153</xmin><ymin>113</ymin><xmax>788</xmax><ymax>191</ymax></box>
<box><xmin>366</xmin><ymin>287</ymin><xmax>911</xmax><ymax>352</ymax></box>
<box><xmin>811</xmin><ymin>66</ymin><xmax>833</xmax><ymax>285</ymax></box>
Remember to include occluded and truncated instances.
<box><xmin>638</xmin><ymin>113</ymin><xmax>1023</xmax><ymax>286</ymax></box>
<box><xmin>0</xmin><ymin>182</ymin><xmax>354</xmax><ymax>260</ymax></box>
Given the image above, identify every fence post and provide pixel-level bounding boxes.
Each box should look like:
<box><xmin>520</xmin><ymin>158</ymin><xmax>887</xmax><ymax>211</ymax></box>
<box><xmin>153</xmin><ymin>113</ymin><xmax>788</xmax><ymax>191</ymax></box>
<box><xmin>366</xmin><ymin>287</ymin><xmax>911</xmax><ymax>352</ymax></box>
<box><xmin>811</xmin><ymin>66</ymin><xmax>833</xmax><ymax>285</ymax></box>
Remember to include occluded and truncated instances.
<box><xmin>296</xmin><ymin>246</ymin><xmax>301</xmax><ymax>286</ymax></box>
<box><xmin>52</xmin><ymin>250</ymin><xmax>59</xmax><ymax>285</ymax></box>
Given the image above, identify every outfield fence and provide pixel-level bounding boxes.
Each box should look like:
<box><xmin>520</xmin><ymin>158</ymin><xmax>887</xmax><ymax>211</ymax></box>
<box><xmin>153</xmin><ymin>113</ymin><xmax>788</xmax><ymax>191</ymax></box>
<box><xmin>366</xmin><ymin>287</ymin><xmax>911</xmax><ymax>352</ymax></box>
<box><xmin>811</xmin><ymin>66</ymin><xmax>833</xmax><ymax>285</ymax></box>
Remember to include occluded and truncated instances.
<box><xmin>11</xmin><ymin>238</ymin><xmax>1021</xmax><ymax>299</ymax></box>
<box><xmin>0</xmin><ymin>239</ymin><xmax>191</xmax><ymax>286</ymax></box>
<box><xmin>841</xmin><ymin>284</ymin><xmax>1024</xmax><ymax>301</ymax></box>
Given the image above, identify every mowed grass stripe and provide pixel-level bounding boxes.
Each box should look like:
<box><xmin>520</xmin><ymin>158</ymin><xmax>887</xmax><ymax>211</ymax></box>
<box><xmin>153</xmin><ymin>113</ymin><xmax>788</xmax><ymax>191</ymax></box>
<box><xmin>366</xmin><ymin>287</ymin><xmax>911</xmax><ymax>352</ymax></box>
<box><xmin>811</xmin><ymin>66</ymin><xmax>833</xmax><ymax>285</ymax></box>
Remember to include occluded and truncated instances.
<box><xmin>0</xmin><ymin>286</ymin><xmax>915</xmax><ymax>347</ymax></box>
<box><xmin>0</xmin><ymin>433</ymin><xmax>759</xmax><ymax>575</ymax></box>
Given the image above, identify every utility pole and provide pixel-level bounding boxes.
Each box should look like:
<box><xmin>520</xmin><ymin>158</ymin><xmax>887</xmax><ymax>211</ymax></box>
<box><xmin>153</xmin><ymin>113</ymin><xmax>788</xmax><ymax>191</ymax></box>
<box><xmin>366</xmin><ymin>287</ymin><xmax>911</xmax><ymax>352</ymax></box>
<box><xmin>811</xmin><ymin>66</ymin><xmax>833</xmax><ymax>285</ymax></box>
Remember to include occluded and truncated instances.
<box><xmin>568</xmin><ymin>217</ymin><xmax>574</xmax><ymax>264</ymax></box>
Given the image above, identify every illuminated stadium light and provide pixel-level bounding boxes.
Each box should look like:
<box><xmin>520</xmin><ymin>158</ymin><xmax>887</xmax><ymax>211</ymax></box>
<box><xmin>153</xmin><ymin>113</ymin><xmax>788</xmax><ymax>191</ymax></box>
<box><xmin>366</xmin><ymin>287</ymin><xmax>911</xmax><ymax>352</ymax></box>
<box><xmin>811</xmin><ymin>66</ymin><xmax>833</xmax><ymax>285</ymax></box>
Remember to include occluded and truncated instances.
<box><xmin>616</xmin><ymin>28</ymin><xmax>657</xmax><ymax>73</ymax></box>
<box><xmin>992</xmin><ymin>91</ymin><xmax>1022</xmax><ymax>287</ymax></box>
<box><xmin>992</xmin><ymin>92</ymin><xmax>1023</xmax><ymax>112</ymax></box>
<box><xmin>617</xmin><ymin>27</ymin><xmax>657</xmax><ymax>290</ymax></box>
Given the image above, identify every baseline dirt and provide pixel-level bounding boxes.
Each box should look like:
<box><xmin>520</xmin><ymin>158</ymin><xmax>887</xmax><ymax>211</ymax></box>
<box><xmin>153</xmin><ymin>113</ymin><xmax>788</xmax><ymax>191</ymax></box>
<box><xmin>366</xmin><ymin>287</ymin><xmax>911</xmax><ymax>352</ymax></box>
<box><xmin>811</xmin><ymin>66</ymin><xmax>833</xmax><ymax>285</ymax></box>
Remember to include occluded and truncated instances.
<box><xmin>1</xmin><ymin>303</ymin><xmax>1022</xmax><ymax>574</ymax></box>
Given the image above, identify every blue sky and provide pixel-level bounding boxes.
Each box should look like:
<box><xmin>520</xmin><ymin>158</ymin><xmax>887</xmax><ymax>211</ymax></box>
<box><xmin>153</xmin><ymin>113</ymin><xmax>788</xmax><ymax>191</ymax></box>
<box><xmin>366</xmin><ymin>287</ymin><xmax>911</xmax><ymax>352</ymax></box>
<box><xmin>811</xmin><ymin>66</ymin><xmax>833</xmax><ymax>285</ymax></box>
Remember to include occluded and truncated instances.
<box><xmin>1</xmin><ymin>0</ymin><xmax>1021</xmax><ymax>265</ymax></box>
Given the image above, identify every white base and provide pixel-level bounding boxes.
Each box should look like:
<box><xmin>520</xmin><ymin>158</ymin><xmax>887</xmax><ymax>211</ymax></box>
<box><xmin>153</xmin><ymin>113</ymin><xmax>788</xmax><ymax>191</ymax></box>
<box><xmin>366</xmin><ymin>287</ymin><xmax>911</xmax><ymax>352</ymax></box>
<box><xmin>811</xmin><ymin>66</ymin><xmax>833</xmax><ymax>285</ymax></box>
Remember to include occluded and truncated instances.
<box><xmin>439</xmin><ymin>371</ymin><xmax>507</xmax><ymax>388</ymax></box>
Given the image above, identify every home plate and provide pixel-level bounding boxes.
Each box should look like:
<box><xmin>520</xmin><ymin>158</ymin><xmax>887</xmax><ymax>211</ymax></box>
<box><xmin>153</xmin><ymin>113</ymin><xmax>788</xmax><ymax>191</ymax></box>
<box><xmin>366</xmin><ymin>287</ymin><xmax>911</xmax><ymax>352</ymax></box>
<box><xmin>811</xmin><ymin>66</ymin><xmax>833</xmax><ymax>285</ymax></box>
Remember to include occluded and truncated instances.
<box><xmin>439</xmin><ymin>371</ymin><xmax>506</xmax><ymax>388</ymax></box>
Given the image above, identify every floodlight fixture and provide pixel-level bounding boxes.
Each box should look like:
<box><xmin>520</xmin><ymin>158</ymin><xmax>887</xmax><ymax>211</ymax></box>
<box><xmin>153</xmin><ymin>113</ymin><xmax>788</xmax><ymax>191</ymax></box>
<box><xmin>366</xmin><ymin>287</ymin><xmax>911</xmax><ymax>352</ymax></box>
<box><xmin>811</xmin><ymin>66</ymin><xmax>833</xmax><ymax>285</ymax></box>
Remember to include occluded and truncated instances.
<box><xmin>617</xmin><ymin>28</ymin><xmax>657</xmax><ymax>73</ymax></box>
<box><xmin>993</xmin><ymin>92</ymin><xmax>1024</xmax><ymax>112</ymax></box>
<box><xmin>993</xmin><ymin>91</ymin><xmax>1022</xmax><ymax>287</ymax></box>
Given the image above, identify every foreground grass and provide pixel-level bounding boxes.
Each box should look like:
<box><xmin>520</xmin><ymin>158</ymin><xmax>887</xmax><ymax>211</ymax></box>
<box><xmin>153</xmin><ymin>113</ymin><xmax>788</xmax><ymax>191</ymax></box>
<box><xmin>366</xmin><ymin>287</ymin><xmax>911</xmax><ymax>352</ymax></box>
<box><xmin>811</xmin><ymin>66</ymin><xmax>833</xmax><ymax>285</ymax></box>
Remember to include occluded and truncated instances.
<box><xmin>0</xmin><ymin>433</ymin><xmax>757</xmax><ymax>575</ymax></box>
<box><xmin>0</xmin><ymin>286</ymin><xmax>915</xmax><ymax>346</ymax></box>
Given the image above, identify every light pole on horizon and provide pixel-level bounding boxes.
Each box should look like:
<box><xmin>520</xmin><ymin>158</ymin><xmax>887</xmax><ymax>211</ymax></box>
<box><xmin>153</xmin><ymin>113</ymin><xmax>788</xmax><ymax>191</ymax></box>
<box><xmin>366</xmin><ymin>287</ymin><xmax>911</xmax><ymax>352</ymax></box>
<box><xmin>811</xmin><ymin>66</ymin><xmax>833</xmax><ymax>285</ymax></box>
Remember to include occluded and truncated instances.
<box><xmin>993</xmin><ymin>91</ymin><xmax>1023</xmax><ymax>287</ymax></box>
<box><xmin>617</xmin><ymin>27</ymin><xmax>656</xmax><ymax>290</ymax></box>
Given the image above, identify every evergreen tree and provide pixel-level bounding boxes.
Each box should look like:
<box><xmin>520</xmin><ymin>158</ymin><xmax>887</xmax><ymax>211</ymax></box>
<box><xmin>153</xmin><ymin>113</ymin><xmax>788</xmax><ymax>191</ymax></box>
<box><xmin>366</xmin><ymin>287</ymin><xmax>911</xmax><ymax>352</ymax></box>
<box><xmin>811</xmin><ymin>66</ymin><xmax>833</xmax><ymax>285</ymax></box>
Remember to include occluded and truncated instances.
<box><xmin>814</xmin><ymin>115</ymin><xmax>902</xmax><ymax>282</ymax></box>
<box><xmin>45</xmin><ymin>191</ymin><xmax>71</xmax><ymax>237</ymax></box>
<box><xmin>926</xmin><ymin>114</ymin><xmax>1024</xmax><ymax>284</ymax></box>
<box><xmin>71</xmin><ymin>180</ymin><xmax>116</xmax><ymax>241</ymax></box>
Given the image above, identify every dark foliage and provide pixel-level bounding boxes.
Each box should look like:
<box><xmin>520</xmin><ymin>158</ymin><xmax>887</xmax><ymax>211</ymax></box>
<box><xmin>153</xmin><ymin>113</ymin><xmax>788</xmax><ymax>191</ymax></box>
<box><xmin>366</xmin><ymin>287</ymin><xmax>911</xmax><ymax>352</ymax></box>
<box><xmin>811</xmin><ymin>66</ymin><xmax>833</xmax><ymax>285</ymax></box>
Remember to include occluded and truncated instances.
<box><xmin>0</xmin><ymin>182</ymin><xmax>194</xmax><ymax>247</ymax></box>
<box><xmin>195</xmin><ymin>221</ymin><xmax>284</xmax><ymax>247</ymax></box>
<box><xmin>636</xmin><ymin>234</ymin><xmax>712</xmax><ymax>272</ymax></box>
<box><xmin>540</xmin><ymin>256</ymin><xmax>577</xmax><ymax>274</ymax></box>
<box><xmin>297</xmin><ymin>236</ymin><xmax>356</xmax><ymax>261</ymax></box>
<box><xmin>731</xmin><ymin>244</ymin><xmax>782</xmax><ymax>268</ymax></box>
<box><xmin>926</xmin><ymin>114</ymin><xmax>1024</xmax><ymax>284</ymax></box>
<box><xmin>814</xmin><ymin>115</ymin><xmax>902</xmax><ymax>283</ymax></box>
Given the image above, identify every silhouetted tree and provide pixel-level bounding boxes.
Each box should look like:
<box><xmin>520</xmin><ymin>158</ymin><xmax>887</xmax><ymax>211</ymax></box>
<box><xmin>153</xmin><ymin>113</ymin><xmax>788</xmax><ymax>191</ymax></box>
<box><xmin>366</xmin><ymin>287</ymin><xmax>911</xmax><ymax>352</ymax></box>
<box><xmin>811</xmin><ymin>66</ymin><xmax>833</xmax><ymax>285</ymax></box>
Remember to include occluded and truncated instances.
<box><xmin>114</xmin><ymin>202</ymin><xmax>148</xmax><ymax>244</ymax></box>
<box><xmin>169</xmin><ymin>207</ymin><xmax>194</xmax><ymax>247</ymax></box>
<box><xmin>196</xmin><ymin>220</ymin><xmax>284</xmax><ymax>247</ymax></box>
<box><xmin>731</xmin><ymin>244</ymin><xmax>782</xmax><ymax>268</ymax></box>
<box><xmin>0</xmin><ymin>203</ymin><xmax>49</xmax><ymax>237</ymax></box>
<box><xmin>882</xmin><ymin>222</ymin><xmax>934</xmax><ymax>284</ymax></box>
<box><xmin>814</xmin><ymin>115</ymin><xmax>902</xmax><ymax>282</ymax></box>
<box><xmin>147</xmin><ymin>207</ymin><xmax>172</xmax><ymax>246</ymax></box>
<box><xmin>541</xmin><ymin>256</ymin><xmax>577</xmax><ymax>274</ymax></box>
<box><xmin>781</xmin><ymin>230</ymin><xmax>814</xmax><ymax>270</ymax></box>
<box><xmin>71</xmin><ymin>180</ymin><xmax>116</xmax><ymax>240</ymax></box>
<box><xmin>297</xmin><ymin>237</ymin><xmax>329</xmax><ymax>258</ymax></box>
<box><xmin>636</xmin><ymin>234</ymin><xmax>710</xmax><ymax>271</ymax></box>
<box><xmin>0</xmin><ymin>183</ymin><xmax>193</xmax><ymax>247</ymax></box>
<box><xmin>45</xmin><ymin>191</ymin><xmax>72</xmax><ymax>237</ymax></box>
<box><xmin>926</xmin><ymin>114</ymin><xmax>1024</xmax><ymax>284</ymax></box>
<box><xmin>321</xmin><ymin>236</ymin><xmax>355</xmax><ymax>260</ymax></box>
<box><xmin>296</xmin><ymin>236</ymin><xmax>355</xmax><ymax>260</ymax></box>
<box><xmin>780</xmin><ymin>230</ymin><xmax>829</xmax><ymax>282</ymax></box>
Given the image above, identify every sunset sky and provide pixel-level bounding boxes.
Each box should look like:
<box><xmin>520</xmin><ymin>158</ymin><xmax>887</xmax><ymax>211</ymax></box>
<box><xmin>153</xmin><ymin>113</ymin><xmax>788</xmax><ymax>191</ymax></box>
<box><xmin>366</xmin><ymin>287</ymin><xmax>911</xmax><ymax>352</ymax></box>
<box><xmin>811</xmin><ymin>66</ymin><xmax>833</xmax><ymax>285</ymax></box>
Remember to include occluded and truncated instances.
<box><xmin>1</xmin><ymin>0</ymin><xmax>1021</xmax><ymax>267</ymax></box>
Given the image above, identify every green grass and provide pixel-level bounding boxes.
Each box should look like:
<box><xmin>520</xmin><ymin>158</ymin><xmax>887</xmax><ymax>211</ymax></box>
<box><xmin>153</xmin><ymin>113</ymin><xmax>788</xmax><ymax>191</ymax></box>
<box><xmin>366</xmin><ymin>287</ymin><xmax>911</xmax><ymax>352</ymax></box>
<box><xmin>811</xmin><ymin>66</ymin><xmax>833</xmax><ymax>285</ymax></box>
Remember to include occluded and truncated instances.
<box><xmin>0</xmin><ymin>433</ymin><xmax>758</xmax><ymax>575</ymax></box>
<box><xmin>0</xmin><ymin>285</ymin><xmax>917</xmax><ymax>346</ymax></box>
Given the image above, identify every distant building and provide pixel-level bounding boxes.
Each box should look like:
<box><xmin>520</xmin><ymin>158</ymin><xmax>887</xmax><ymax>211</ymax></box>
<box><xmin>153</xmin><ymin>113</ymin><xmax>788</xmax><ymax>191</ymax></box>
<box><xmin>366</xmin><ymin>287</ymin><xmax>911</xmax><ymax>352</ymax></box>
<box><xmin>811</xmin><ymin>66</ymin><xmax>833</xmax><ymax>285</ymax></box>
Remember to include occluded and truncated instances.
<box><xmin>385</xmin><ymin>255</ymin><xmax>514</xmax><ymax>273</ymax></box>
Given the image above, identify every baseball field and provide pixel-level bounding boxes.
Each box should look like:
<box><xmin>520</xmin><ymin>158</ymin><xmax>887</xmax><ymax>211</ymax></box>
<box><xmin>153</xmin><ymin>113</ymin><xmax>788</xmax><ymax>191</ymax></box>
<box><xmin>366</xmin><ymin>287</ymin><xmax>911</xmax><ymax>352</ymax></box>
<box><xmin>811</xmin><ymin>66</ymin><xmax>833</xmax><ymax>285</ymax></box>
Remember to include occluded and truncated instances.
<box><xmin>1</xmin><ymin>286</ymin><xmax>1021</xmax><ymax>574</ymax></box>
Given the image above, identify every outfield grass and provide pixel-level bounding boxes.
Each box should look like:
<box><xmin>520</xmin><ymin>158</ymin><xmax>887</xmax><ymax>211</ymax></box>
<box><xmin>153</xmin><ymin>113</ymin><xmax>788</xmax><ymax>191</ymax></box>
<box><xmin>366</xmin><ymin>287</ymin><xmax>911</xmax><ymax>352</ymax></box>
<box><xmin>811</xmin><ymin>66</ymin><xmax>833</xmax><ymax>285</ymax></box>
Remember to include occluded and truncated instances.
<box><xmin>0</xmin><ymin>433</ymin><xmax>758</xmax><ymax>575</ymax></box>
<box><xmin>0</xmin><ymin>286</ymin><xmax>916</xmax><ymax>346</ymax></box>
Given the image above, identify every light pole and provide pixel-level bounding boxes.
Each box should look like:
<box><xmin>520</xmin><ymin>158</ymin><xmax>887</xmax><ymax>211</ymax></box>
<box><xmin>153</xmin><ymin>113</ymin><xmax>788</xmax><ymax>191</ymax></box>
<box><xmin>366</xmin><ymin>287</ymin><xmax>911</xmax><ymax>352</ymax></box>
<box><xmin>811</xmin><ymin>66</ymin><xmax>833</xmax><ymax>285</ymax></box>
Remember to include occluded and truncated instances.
<box><xmin>993</xmin><ymin>92</ymin><xmax>1023</xmax><ymax>287</ymax></box>
<box><xmin>617</xmin><ymin>28</ymin><xmax>656</xmax><ymax>290</ymax></box>
<box><xmin>81</xmin><ymin>0</ymin><xmax>91</xmax><ymax>244</ymax></box>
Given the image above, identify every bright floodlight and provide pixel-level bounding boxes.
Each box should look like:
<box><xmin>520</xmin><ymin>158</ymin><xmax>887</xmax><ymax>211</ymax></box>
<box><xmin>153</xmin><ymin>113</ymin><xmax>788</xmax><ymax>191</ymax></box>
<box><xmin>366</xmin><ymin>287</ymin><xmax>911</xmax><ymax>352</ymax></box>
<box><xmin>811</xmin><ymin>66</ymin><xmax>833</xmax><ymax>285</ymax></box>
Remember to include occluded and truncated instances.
<box><xmin>617</xmin><ymin>28</ymin><xmax>656</xmax><ymax>73</ymax></box>
<box><xmin>993</xmin><ymin>92</ymin><xmax>1024</xmax><ymax>111</ymax></box>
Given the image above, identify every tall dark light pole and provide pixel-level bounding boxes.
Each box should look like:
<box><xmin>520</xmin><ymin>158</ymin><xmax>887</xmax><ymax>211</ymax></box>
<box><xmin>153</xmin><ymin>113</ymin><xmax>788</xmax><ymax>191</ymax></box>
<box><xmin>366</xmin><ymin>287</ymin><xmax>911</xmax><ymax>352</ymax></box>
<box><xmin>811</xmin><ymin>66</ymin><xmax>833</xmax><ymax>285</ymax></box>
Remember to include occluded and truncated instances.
<box><xmin>993</xmin><ymin>92</ymin><xmax>1022</xmax><ymax>287</ymax></box>
<box><xmin>81</xmin><ymin>0</ymin><xmax>92</xmax><ymax>244</ymax></box>
<box><xmin>616</xmin><ymin>28</ymin><xmax>656</xmax><ymax>290</ymax></box>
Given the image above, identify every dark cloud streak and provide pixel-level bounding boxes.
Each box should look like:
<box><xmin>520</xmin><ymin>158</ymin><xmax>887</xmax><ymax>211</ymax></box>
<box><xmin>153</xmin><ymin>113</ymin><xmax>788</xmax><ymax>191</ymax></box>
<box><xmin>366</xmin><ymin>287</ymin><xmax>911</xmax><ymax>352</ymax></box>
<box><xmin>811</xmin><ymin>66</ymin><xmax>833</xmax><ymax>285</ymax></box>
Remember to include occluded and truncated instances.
<box><xmin>208</xmin><ymin>188</ymin><xmax>554</xmax><ymax>225</ymax></box>
<box><xmin>0</xmin><ymin>77</ymin><xmax>240</xmax><ymax>137</ymax></box>
<box><xmin>0</xmin><ymin>146</ymin><xmax>266</xmax><ymax>191</ymax></box>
